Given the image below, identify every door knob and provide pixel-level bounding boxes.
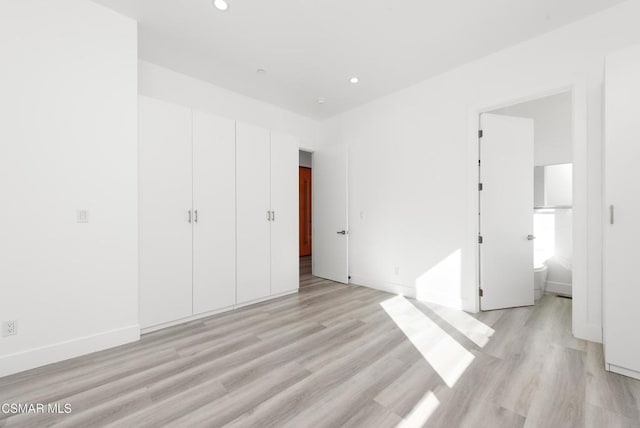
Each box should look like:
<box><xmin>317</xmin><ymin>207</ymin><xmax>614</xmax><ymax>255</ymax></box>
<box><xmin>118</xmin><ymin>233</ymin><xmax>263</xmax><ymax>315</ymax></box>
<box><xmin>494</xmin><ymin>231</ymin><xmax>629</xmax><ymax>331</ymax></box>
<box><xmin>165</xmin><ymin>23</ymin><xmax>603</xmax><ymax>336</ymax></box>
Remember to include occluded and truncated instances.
<box><xmin>527</xmin><ymin>235</ymin><xmax>536</xmax><ymax>240</ymax></box>
<box><xmin>337</xmin><ymin>230</ymin><xmax>347</xmax><ymax>235</ymax></box>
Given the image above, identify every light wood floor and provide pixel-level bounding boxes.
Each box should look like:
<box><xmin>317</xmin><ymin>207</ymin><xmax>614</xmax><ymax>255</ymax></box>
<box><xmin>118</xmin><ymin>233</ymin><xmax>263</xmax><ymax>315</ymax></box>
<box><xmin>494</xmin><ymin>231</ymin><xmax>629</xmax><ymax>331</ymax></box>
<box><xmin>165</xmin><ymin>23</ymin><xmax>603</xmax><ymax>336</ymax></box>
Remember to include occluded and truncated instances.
<box><xmin>1</xmin><ymin>268</ymin><xmax>640</xmax><ymax>427</ymax></box>
<box><xmin>299</xmin><ymin>255</ymin><xmax>325</xmax><ymax>289</ymax></box>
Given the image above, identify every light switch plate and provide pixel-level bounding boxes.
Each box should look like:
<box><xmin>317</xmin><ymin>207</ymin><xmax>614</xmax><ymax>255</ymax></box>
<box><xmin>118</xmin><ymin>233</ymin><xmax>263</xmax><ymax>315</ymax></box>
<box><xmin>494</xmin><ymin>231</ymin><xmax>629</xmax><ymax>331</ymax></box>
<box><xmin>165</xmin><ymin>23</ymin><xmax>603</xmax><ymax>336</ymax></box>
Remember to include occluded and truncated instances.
<box><xmin>77</xmin><ymin>210</ymin><xmax>89</xmax><ymax>223</ymax></box>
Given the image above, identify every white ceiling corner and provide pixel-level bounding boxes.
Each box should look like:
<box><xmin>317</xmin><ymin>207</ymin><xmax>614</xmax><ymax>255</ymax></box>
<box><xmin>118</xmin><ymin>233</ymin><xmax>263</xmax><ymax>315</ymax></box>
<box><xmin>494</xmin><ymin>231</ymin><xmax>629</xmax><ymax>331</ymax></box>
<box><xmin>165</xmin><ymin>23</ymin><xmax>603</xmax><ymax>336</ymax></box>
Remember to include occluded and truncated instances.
<box><xmin>91</xmin><ymin>0</ymin><xmax>626</xmax><ymax>120</ymax></box>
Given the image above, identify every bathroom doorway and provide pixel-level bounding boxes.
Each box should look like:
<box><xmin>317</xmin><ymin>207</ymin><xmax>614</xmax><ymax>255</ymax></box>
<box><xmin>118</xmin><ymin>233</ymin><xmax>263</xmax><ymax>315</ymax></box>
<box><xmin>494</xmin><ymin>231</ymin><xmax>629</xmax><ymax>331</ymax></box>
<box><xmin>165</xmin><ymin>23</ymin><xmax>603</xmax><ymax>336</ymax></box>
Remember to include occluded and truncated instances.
<box><xmin>480</xmin><ymin>91</ymin><xmax>573</xmax><ymax>310</ymax></box>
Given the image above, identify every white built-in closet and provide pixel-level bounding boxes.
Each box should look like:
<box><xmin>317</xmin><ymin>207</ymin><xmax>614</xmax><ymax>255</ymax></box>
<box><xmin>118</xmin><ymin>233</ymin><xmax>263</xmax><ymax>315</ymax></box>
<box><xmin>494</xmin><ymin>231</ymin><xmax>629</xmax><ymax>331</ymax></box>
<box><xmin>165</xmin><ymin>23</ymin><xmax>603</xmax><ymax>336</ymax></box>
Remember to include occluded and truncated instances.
<box><xmin>236</xmin><ymin>123</ymin><xmax>299</xmax><ymax>303</ymax></box>
<box><xmin>604</xmin><ymin>44</ymin><xmax>640</xmax><ymax>380</ymax></box>
<box><xmin>139</xmin><ymin>96</ymin><xmax>299</xmax><ymax>330</ymax></box>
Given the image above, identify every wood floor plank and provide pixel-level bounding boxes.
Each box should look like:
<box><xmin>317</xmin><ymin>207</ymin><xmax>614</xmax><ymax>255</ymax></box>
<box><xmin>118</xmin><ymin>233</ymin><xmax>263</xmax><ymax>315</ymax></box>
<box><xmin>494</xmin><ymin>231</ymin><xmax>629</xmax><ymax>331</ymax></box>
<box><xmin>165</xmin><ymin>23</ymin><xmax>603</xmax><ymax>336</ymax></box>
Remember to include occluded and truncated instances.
<box><xmin>428</xmin><ymin>400</ymin><xmax>527</xmax><ymax>428</ymax></box>
<box><xmin>0</xmin><ymin>347</ymin><xmax>181</xmax><ymax>406</ymax></box>
<box><xmin>481</xmin><ymin>305</ymin><xmax>536</xmax><ymax>360</ymax></box>
<box><xmin>2</xmin><ymin>262</ymin><xmax>640</xmax><ymax>428</ymax></box>
<box><xmin>218</xmin><ymin>320</ymin><xmax>362</xmax><ymax>393</ymax></box>
<box><xmin>299</xmin><ymin>314</ymin><xmax>398</xmax><ymax>373</ymax></box>
<box><xmin>585</xmin><ymin>403</ymin><xmax>640</xmax><ymax>428</ymax></box>
<box><xmin>103</xmin><ymin>378</ymin><xmax>228</xmax><ymax>428</ymax></box>
<box><xmin>424</xmin><ymin>350</ymin><xmax>507</xmax><ymax>427</ymax></box>
<box><xmin>482</xmin><ymin>328</ymin><xmax>551</xmax><ymax>417</ymax></box>
<box><xmin>374</xmin><ymin>358</ymin><xmax>443</xmax><ymax>418</ymax></box>
<box><xmin>137</xmin><ymin>322</ymin><xmax>325</xmax><ymax>404</ymax></box>
<box><xmin>341</xmin><ymin>400</ymin><xmax>403</xmax><ymax>428</ymax></box>
<box><xmin>224</xmin><ymin>327</ymin><xmax>408</xmax><ymax>427</ymax></box>
<box><xmin>7</xmin><ymin>387</ymin><xmax>154</xmax><ymax>428</ymax></box>
<box><xmin>523</xmin><ymin>344</ymin><xmax>586</xmax><ymax>428</ymax></box>
<box><xmin>166</xmin><ymin>362</ymin><xmax>311</xmax><ymax>428</ymax></box>
<box><xmin>283</xmin><ymin>353</ymin><xmax>410</xmax><ymax>428</ymax></box>
<box><xmin>585</xmin><ymin>341</ymin><xmax>640</xmax><ymax>420</ymax></box>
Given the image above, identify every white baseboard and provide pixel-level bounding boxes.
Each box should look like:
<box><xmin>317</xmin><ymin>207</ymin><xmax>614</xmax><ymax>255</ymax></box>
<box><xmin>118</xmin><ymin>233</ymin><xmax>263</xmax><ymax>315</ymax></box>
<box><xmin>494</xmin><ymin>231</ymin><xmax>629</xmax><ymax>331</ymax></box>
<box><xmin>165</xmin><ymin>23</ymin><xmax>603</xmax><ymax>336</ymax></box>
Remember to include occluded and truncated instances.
<box><xmin>142</xmin><ymin>289</ymin><xmax>300</xmax><ymax>334</ymax></box>
<box><xmin>608</xmin><ymin>364</ymin><xmax>640</xmax><ymax>380</ymax></box>
<box><xmin>349</xmin><ymin>275</ymin><xmax>416</xmax><ymax>299</ymax></box>
<box><xmin>141</xmin><ymin>305</ymin><xmax>236</xmax><ymax>334</ymax></box>
<box><xmin>235</xmin><ymin>289</ymin><xmax>299</xmax><ymax>309</ymax></box>
<box><xmin>0</xmin><ymin>325</ymin><xmax>140</xmax><ymax>378</ymax></box>
<box><xmin>349</xmin><ymin>275</ymin><xmax>465</xmax><ymax>310</ymax></box>
<box><xmin>546</xmin><ymin>281</ymin><xmax>572</xmax><ymax>296</ymax></box>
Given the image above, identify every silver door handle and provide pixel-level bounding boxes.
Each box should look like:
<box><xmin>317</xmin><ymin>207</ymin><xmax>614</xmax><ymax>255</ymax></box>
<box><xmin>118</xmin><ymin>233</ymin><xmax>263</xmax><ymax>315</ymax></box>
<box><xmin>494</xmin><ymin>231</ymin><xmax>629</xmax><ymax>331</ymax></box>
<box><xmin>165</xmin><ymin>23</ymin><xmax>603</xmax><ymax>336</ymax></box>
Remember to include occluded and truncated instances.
<box><xmin>527</xmin><ymin>235</ymin><xmax>536</xmax><ymax>240</ymax></box>
<box><xmin>610</xmin><ymin>205</ymin><xmax>614</xmax><ymax>225</ymax></box>
<box><xmin>267</xmin><ymin>211</ymin><xmax>271</xmax><ymax>221</ymax></box>
<box><xmin>188</xmin><ymin>210</ymin><xmax>192</xmax><ymax>223</ymax></box>
<box><xmin>271</xmin><ymin>211</ymin><xmax>275</xmax><ymax>221</ymax></box>
<box><xmin>337</xmin><ymin>230</ymin><xmax>347</xmax><ymax>235</ymax></box>
<box><xmin>194</xmin><ymin>210</ymin><xmax>198</xmax><ymax>223</ymax></box>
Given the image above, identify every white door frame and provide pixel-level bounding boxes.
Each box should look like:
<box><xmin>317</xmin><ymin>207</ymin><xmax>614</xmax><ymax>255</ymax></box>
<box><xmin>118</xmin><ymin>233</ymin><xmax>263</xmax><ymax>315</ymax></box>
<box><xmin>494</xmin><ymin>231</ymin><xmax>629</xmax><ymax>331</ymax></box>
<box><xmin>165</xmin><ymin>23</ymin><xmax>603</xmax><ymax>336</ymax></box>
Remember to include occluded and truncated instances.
<box><xmin>466</xmin><ymin>78</ymin><xmax>593</xmax><ymax>341</ymax></box>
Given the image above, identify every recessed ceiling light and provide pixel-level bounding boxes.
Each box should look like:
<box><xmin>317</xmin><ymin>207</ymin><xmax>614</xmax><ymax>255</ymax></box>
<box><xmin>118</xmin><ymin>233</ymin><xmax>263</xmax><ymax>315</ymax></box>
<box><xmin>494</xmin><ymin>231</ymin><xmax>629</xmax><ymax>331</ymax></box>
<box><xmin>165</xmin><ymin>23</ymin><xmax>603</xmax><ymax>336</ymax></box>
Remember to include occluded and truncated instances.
<box><xmin>350</xmin><ymin>77</ymin><xmax>359</xmax><ymax>84</ymax></box>
<box><xmin>256</xmin><ymin>68</ymin><xmax>266</xmax><ymax>75</ymax></box>
<box><xmin>317</xmin><ymin>97</ymin><xmax>326</xmax><ymax>104</ymax></box>
<box><xmin>212</xmin><ymin>0</ymin><xmax>229</xmax><ymax>11</ymax></box>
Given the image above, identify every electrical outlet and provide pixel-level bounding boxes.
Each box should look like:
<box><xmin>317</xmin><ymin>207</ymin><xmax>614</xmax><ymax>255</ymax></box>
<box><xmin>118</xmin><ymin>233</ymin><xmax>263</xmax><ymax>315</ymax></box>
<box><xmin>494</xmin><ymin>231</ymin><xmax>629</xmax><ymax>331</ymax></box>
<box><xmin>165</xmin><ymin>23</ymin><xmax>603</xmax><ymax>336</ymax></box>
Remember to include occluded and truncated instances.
<box><xmin>2</xmin><ymin>320</ymin><xmax>18</xmax><ymax>337</ymax></box>
<box><xmin>77</xmin><ymin>210</ymin><xmax>89</xmax><ymax>223</ymax></box>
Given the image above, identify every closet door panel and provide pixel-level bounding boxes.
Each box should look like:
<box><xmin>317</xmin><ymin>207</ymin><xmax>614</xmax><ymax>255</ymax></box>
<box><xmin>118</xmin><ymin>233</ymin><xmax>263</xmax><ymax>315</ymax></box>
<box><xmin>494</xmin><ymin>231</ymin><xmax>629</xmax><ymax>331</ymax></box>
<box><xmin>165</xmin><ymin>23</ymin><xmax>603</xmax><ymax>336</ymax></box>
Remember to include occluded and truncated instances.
<box><xmin>139</xmin><ymin>96</ymin><xmax>193</xmax><ymax>328</ymax></box>
<box><xmin>236</xmin><ymin>122</ymin><xmax>271</xmax><ymax>303</ymax></box>
<box><xmin>604</xmin><ymin>45</ymin><xmax>640</xmax><ymax>374</ymax></box>
<box><xmin>270</xmin><ymin>132</ymin><xmax>299</xmax><ymax>295</ymax></box>
<box><xmin>192</xmin><ymin>110</ymin><xmax>236</xmax><ymax>314</ymax></box>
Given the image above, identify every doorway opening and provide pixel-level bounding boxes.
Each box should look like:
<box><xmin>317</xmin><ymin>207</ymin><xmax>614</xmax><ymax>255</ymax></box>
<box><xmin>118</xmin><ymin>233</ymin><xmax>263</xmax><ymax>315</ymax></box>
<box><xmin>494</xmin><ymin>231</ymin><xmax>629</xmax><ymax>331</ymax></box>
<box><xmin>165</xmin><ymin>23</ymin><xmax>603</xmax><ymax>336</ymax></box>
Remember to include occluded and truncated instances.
<box><xmin>299</xmin><ymin>150</ymin><xmax>314</xmax><ymax>287</ymax></box>
<box><xmin>480</xmin><ymin>91</ymin><xmax>573</xmax><ymax>311</ymax></box>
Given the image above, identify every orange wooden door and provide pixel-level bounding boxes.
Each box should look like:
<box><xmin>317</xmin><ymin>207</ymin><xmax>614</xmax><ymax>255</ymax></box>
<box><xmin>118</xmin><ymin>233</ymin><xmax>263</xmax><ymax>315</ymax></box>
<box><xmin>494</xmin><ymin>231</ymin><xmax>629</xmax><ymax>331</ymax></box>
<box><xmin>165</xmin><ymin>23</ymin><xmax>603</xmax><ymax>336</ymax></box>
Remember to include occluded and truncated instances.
<box><xmin>299</xmin><ymin>167</ymin><xmax>312</xmax><ymax>256</ymax></box>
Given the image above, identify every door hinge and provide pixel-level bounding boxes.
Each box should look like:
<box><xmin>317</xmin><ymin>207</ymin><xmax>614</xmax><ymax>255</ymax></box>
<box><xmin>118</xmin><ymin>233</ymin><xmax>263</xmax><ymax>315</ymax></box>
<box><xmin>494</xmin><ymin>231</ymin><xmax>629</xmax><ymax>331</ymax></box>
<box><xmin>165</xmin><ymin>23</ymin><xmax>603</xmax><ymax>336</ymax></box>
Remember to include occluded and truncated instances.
<box><xmin>479</xmin><ymin>288</ymin><xmax>484</xmax><ymax>297</ymax></box>
<box><xmin>478</xmin><ymin>130</ymin><xmax>483</xmax><ymax>138</ymax></box>
<box><xmin>478</xmin><ymin>235</ymin><xmax>483</xmax><ymax>244</ymax></box>
<box><xmin>478</xmin><ymin>183</ymin><xmax>483</xmax><ymax>191</ymax></box>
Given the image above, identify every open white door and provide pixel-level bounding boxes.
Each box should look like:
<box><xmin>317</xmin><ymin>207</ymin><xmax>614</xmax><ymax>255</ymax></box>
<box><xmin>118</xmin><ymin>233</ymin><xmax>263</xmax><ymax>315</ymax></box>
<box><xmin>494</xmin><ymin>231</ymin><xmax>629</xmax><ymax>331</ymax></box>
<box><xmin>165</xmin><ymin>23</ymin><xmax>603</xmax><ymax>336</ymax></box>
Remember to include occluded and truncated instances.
<box><xmin>480</xmin><ymin>113</ymin><xmax>535</xmax><ymax>310</ymax></box>
<box><xmin>313</xmin><ymin>145</ymin><xmax>349</xmax><ymax>283</ymax></box>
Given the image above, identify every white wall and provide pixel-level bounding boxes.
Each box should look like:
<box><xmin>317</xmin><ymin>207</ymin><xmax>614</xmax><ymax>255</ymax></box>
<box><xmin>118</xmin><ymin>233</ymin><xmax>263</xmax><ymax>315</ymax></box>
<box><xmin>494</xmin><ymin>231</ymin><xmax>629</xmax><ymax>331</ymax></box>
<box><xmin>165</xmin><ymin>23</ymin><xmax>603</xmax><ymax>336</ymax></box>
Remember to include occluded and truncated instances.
<box><xmin>0</xmin><ymin>0</ymin><xmax>138</xmax><ymax>376</ymax></box>
<box><xmin>322</xmin><ymin>0</ymin><xmax>640</xmax><ymax>342</ymax></box>
<box><xmin>544</xmin><ymin>165</ymin><xmax>574</xmax><ymax>292</ymax></box>
<box><xmin>139</xmin><ymin>61</ymin><xmax>321</xmax><ymax>151</ymax></box>
<box><xmin>299</xmin><ymin>151</ymin><xmax>313</xmax><ymax>168</ymax></box>
<box><xmin>493</xmin><ymin>92</ymin><xmax>573</xmax><ymax>166</ymax></box>
<box><xmin>534</xmin><ymin>165</ymin><xmax>574</xmax><ymax>294</ymax></box>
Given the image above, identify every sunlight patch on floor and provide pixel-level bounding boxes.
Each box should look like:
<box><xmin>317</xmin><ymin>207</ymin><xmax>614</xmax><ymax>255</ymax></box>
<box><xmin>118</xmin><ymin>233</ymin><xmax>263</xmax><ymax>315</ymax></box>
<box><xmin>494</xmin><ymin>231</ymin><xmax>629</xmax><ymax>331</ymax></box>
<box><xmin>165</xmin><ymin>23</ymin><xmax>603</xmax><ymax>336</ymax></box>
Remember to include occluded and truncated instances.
<box><xmin>380</xmin><ymin>296</ymin><xmax>475</xmax><ymax>387</ymax></box>
<box><xmin>423</xmin><ymin>303</ymin><xmax>495</xmax><ymax>348</ymax></box>
<box><xmin>396</xmin><ymin>391</ymin><xmax>440</xmax><ymax>428</ymax></box>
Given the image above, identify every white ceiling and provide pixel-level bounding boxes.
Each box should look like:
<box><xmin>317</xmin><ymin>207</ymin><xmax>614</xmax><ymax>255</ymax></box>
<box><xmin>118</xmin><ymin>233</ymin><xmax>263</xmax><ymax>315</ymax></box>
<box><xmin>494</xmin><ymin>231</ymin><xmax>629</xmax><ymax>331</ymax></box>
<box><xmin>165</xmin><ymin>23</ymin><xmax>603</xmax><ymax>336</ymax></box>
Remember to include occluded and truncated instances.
<box><xmin>91</xmin><ymin>0</ymin><xmax>625</xmax><ymax>120</ymax></box>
